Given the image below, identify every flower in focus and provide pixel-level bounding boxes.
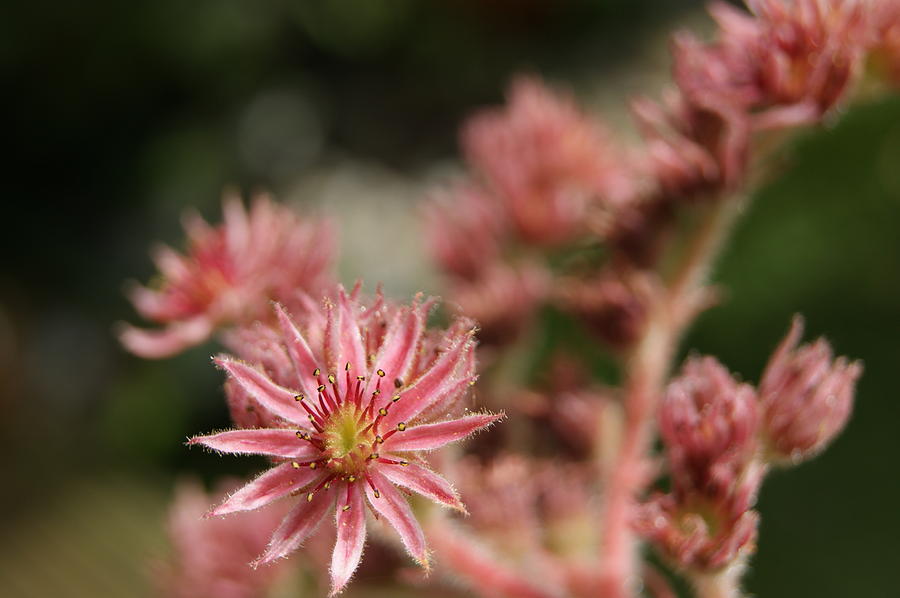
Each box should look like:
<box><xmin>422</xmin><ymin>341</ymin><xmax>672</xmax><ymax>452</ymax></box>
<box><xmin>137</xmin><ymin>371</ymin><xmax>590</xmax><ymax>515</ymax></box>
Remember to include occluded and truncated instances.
<box><xmin>158</xmin><ymin>479</ymin><xmax>293</xmax><ymax>598</ymax></box>
<box><xmin>120</xmin><ymin>193</ymin><xmax>335</xmax><ymax>358</ymax></box>
<box><xmin>639</xmin><ymin>357</ymin><xmax>763</xmax><ymax>572</ymax></box>
<box><xmin>462</xmin><ymin>76</ymin><xmax>635</xmax><ymax>247</ymax></box>
<box><xmin>189</xmin><ymin>287</ymin><xmax>502</xmax><ymax>595</ymax></box>
<box><xmin>758</xmin><ymin>315</ymin><xmax>862</xmax><ymax>464</ymax></box>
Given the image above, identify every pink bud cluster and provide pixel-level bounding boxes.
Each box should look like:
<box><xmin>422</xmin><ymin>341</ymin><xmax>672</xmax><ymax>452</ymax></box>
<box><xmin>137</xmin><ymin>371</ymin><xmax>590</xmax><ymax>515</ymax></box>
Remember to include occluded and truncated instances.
<box><xmin>640</xmin><ymin>319</ymin><xmax>861</xmax><ymax>573</ymax></box>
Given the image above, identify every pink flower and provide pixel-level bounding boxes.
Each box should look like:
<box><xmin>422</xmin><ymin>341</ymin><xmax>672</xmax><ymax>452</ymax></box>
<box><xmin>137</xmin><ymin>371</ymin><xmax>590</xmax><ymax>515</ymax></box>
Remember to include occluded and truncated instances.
<box><xmin>120</xmin><ymin>193</ymin><xmax>335</xmax><ymax>358</ymax></box>
<box><xmin>659</xmin><ymin>357</ymin><xmax>759</xmax><ymax>501</ymax></box>
<box><xmin>158</xmin><ymin>479</ymin><xmax>293</xmax><ymax>598</ymax></box>
<box><xmin>422</xmin><ymin>183</ymin><xmax>505</xmax><ymax>281</ymax></box>
<box><xmin>462</xmin><ymin>77</ymin><xmax>634</xmax><ymax>246</ymax></box>
<box><xmin>189</xmin><ymin>287</ymin><xmax>502</xmax><ymax>595</ymax></box>
<box><xmin>758</xmin><ymin>315</ymin><xmax>862</xmax><ymax>463</ymax></box>
<box><xmin>639</xmin><ymin>357</ymin><xmax>764</xmax><ymax>572</ymax></box>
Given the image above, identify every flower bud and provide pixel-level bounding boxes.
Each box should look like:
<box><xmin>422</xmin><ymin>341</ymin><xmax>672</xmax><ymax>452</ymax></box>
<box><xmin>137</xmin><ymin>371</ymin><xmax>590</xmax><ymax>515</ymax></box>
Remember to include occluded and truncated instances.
<box><xmin>660</xmin><ymin>356</ymin><xmax>759</xmax><ymax>500</ymax></box>
<box><xmin>759</xmin><ymin>316</ymin><xmax>862</xmax><ymax>464</ymax></box>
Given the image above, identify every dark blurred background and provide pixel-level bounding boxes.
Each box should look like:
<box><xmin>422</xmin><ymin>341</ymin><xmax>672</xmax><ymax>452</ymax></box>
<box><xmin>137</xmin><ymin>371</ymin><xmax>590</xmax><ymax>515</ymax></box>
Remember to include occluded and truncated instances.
<box><xmin>2</xmin><ymin>1</ymin><xmax>898</xmax><ymax>596</ymax></box>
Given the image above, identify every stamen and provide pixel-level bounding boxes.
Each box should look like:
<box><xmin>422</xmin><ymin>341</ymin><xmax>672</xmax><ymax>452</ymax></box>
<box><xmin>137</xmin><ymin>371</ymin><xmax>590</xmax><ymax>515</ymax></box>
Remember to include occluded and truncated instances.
<box><xmin>394</xmin><ymin>378</ymin><xmax>403</xmax><ymax>388</ymax></box>
<box><xmin>397</xmin><ymin>422</ymin><xmax>407</xmax><ymax>431</ymax></box>
<box><xmin>365</xmin><ymin>474</ymin><xmax>380</xmax><ymax>499</ymax></box>
<box><xmin>313</xmin><ymin>368</ymin><xmax>320</xmax><ymax>377</ymax></box>
<box><xmin>345</xmin><ymin>362</ymin><xmax>351</xmax><ymax>371</ymax></box>
<box><xmin>376</xmin><ymin>369</ymin><xmax>386</xmax><ymax>377</ymax></box>
<box><xmin>377</xmin><ymin>457</ymin><xmax>409</xmax><ymax>466</ymax></box>
<box><xmin>328</xmin><ymin>373</ymin><xmax>336</xmax><ymax>385</ymax></box>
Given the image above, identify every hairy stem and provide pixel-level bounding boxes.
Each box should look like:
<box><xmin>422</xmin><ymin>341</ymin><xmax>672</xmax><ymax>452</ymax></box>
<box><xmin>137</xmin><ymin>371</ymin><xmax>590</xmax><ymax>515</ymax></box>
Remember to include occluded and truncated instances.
<box><xmin>596</xmin><ymin>196</ymin><xmax>744</xmax><ymax>598</ymax></box>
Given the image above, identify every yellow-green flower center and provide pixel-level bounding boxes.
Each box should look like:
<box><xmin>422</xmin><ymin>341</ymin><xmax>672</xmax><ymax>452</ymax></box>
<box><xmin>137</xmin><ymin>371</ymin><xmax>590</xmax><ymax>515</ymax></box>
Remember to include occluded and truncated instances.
<box><xmin>322</xmin><ymin>405</ymin><xmax>375</xmax><ymax>474</ymax></box>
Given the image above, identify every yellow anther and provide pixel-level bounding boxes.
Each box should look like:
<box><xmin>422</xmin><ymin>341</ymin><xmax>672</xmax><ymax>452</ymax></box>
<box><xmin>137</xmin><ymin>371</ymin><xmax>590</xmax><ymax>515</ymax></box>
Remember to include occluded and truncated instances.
<box><xmin>317</xmin><ymin>385</ymin><xmax>326</xmax><ymax>393</ymax></box>
<box><xmin>294</xmin><ymin>393</ymin><xmax>305</xmax><ymax>401</ymax></box>
<box><xmin>328</xmin><ymin>374</ymin><xmax>336</xmax><ymax>384</ymax></box>
<box><xmin>392</xmin><ymin>394</ymin><xmax>401</xmax><ymax>402</ymax></box>
<box><xmin>379</xmin><ymin>408</ymin><xmax>388</xmax><ymax>417</ymax></box>
<box><xmin>375</xmin><ymin>435</ymin><xmax>384</xmax><ymax>444</ymax></box>
<box><xmin>313</xmin><ymin>368</ymin><xmax>320</xmax><ymax>377</ymax></box>
<box><xmin>376</xmin><ymin>369</ymin><xmax>385</xmax><ymax>377</ymax></box>
<box><xmin>373</xmin><ymin>489</ymin><xmax>381</xmax><ymax>498</ymax></box>
<box><xmin>348</xmin><ymin>475</ymin><xmax>357</xmax><ymax>483</ymax></box>
<box><xmin>342</xmin><ymin>505</ymin><xmax>351</xmax><ymax>511</ymax></box>
<box><xmin>373</xmin><ymin>389</ymin><xmax>381</xmax><ymax>395</ymax></box>
<box><xmin>291</xmin><ymin>461</ymin><xmax>300</xmax><ymax>469</ymax></box>
<box><xmin>309</xmin><ymin>462</ymin><xmax>317</xmax><ymax>469</ymax></box>
<box><xmin>397</xmin><ymin>422</ymin><xmax>407</xmax><ymax>431</ymax></box>
<box><xmin>307</xmin><ymin>492</ymin><xmax>315</xmax><ymax>502</ymax></box>
<box><xmin>357</xmin><ymin>375</ymin><xmax>366</xmax><ymax>381</ymax></box>
<box><xmin>369</xmin><ymin>452</ymin><xmax>379</xmax><ymax>460</ymax></box>
<box><xmin>400</xmin><ymin>460</ymin><xmax>409</xmax><ymax>466</ymax></box>
<box><xmin>345</xmin><ymin>362</ymin><xmax>351</xmax><ymax>371</ymax></box>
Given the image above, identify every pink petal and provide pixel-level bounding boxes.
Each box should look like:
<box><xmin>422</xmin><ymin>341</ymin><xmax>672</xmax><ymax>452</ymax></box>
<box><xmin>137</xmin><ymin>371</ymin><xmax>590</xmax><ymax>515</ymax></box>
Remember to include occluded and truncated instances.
<box><xmin>274</xmin><ymin>302</ymin><xmax>321</xmax><ymax>394</ymax></box>
<box><xmin>126</xmin><ymin>283</ymin><xmax>173</xmax><ymax>321</ymax></box>
<box><xmin>378</xmin><ymin>463</ymin><xmax>465</xmax><ymax>513</ymax></box>
<box><xmin>323</xmin><ymin>288</ymin><xmax>366</xmax><ymax>385</ymax></box>
<box><xmin>330</xmin><ymin>483</ymin><xmax>367</xmax><ymax>595</ymax></box>
<box><xmin>210</xmin><ymin>463</ymin><xmax>322</xmax><ymax>517</ymax></box>
<box><xmin>364</xmin><ymin>469</ymin><xmax>428</xmax><ymax>567</ymax></box>
<box><xmin>369</xmin><ymin>300</ymin><xmax>425</xmax><ymax>386</ymax></box>
<box><xmin>383</xmin><ymin>413</ymin><xmax>502</xmax><ymax>452</ymax></box>
<box><xmin>384</xmin><ymin>337</ymin><xmax>476</xmax><ymax>428</ymax></box>
<box><xmin>188</xmin><ymin>429</ymin><xmax>318</xmax><ymax>459</ymax></box>
<box><xmin>216</xmin><ymin>357</ymin><xmax>307</xmax><ymax>426</ymax></box>
<box><xmin>337</xmin><ymin>287</ymin><xmax>367</xmax><ymax>376</ymax></box>
<box><xmin>119</xmin><ymin>316</ymin><xmax>213</xmax><ymax>359</ymax></box>
<box><xmin>256</xmin><ymin>484</ymin><xmax>334</xmax><ymax>566</ymax></box>
<box><xmin>223</xmin><ymin>191</ymin><xmax>251</xmax><ymax>256</ymax></box>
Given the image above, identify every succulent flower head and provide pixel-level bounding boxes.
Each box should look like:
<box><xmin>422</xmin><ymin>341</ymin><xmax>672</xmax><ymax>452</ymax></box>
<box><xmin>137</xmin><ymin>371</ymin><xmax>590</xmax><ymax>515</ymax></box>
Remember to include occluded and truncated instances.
<box><xmin>759</xmin><ymin>316</ymin><xmax>862</xmax><ymax>464</ymax></box>
<box><xmin>660</xmin><ymin>356</ymin><xmax>759</xmax><ymax>500</ymax></box>
<box><xmin>121</xmin><ymin>193</ymin><xmax>335</xmax><ymax>358</ymax></box>
<box><xmin>462</xmin><ymin>77</ymin><xmax>634</xmax><ymax>246</ymax></box>
<box><xmin>189</xmin><ymin>286</ymin><xmax>502</xmax><ymax>595</ymax></box>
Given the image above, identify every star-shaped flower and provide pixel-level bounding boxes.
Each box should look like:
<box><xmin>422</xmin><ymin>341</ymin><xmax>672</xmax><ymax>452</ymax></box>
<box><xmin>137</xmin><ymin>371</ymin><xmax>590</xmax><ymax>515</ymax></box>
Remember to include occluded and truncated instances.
<box><xmin>190</xmin><ymin>287</ymin><xmax>502</xmax><ymax>594</ymax></box>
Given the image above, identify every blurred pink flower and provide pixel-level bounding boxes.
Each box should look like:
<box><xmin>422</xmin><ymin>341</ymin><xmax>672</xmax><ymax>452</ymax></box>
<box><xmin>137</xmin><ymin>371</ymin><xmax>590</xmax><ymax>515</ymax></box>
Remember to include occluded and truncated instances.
<box><xmin>432</xmin><ymin>456</ymin><xmax>604</xmax><ymax>598</ymax></box>
<box><xmin>189</xmin><ymin>287</ymin><xmax>502</xmax><ymax>595</ymax></box>
<box><xmin>759</xmin><ymin>316</ymin><xmax>862</xmax><ymax>463</ymax></box>
<box><xmin>707</xmin><ymin>0</ymin><xmax>868</xmax><ymax>128</ymax></box>
<box><xmin>422</xmin><ymin>183</ymin><xmax>505</xmax><ymax>281</ymax></box>
<box><xmin>158</xmin><ymin>479</ymin><xmax>292</xmax><ymax>598</ymax></box>
<box><xmin>121</xmin><ymin>193</ymin><xmax>335</xmax><ymax>358</ymax></box>
<box><xmin>449</xmin><ymin>262</ymin><xmax>549</xmax><ymax>347</ymax></box>
<box><xmin>870</xmin><ymin>0</ymin><xmax>900</xmax><ymax>85</ymax></box>
<box><xmin>660</xmin><ymin>357</ymin><xmax>759</xmax><ymax>500</ymax></box>
<box><xmin>462</xmin><ymin>77</ymin><xmax>635</xmax><ymax>246</ymax></box>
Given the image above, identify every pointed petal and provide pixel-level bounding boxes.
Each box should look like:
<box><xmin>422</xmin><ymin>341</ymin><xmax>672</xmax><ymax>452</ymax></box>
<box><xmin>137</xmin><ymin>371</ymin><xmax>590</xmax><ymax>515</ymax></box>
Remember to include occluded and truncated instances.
<box><xmin>369</xmin><ymin>300</ymin><xmax>425</xmax><ymax>386</ymax></box>
<box><xmin>216</xmin><ymin>357</ymin><xmax>307</xmax><ymax>426</ymax></box>
<box><xmin>378</xmin><ymin>463</ymin><xmax>465</xmax><ymax>513</ymax></box>
<box><xmin>385</xmin><ymin>337</ymin><xmax>476</xmax><ymax>427</ymax></box>
<box><xmin>330</xmin><ymin>483</ymin><xmax>367</xmax><ymax>595</ymax></box>
<box><xmin>337</xmin><ymin>287</ymin><xmax>367</xmax><ymax>376</ymax></box>
<box><xmin>364</xmin><ymin>469</ymin><xmax>428</xmax><ymax>567</ymax></box>
<box><xmin>222</xmin><ymin>191</ymin><xmax>250</xmax><ymax>256</ymax></box>
<box><xmin>383</xmin><ymin>413</ymin><xmax>502</xmax><ymax>452</ymax></box>
<box><xmin>119</xmin><ymin>316</ymin><xmax>213</xmax><ymax>359</ymax></box>
<box><xmin>256</xmin><ymin>485</ymin><xmax>334</xmax><ymax>566</ymax></box>
<box><xmin>274</xmin><ymin>302</ymin><xmax>321</xmax><ymax>393</ymax></box>
<box><xmin>211</xmin><ymin>463</ymin><xmax>322</xmax><ymax>517</ymax></box>
<box><xmin>188</xmin><ymin>429</ymin><xmax>318</xmax><ymax>459</ymax></box>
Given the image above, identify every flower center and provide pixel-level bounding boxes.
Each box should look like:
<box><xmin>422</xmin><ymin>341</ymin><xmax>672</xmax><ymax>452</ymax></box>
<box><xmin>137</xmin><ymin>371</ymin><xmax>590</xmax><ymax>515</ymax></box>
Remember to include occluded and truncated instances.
<box><xmin>322</xmin><ymin>404</ymin><xmax>375</xmax><ymax>474</ymax></box>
